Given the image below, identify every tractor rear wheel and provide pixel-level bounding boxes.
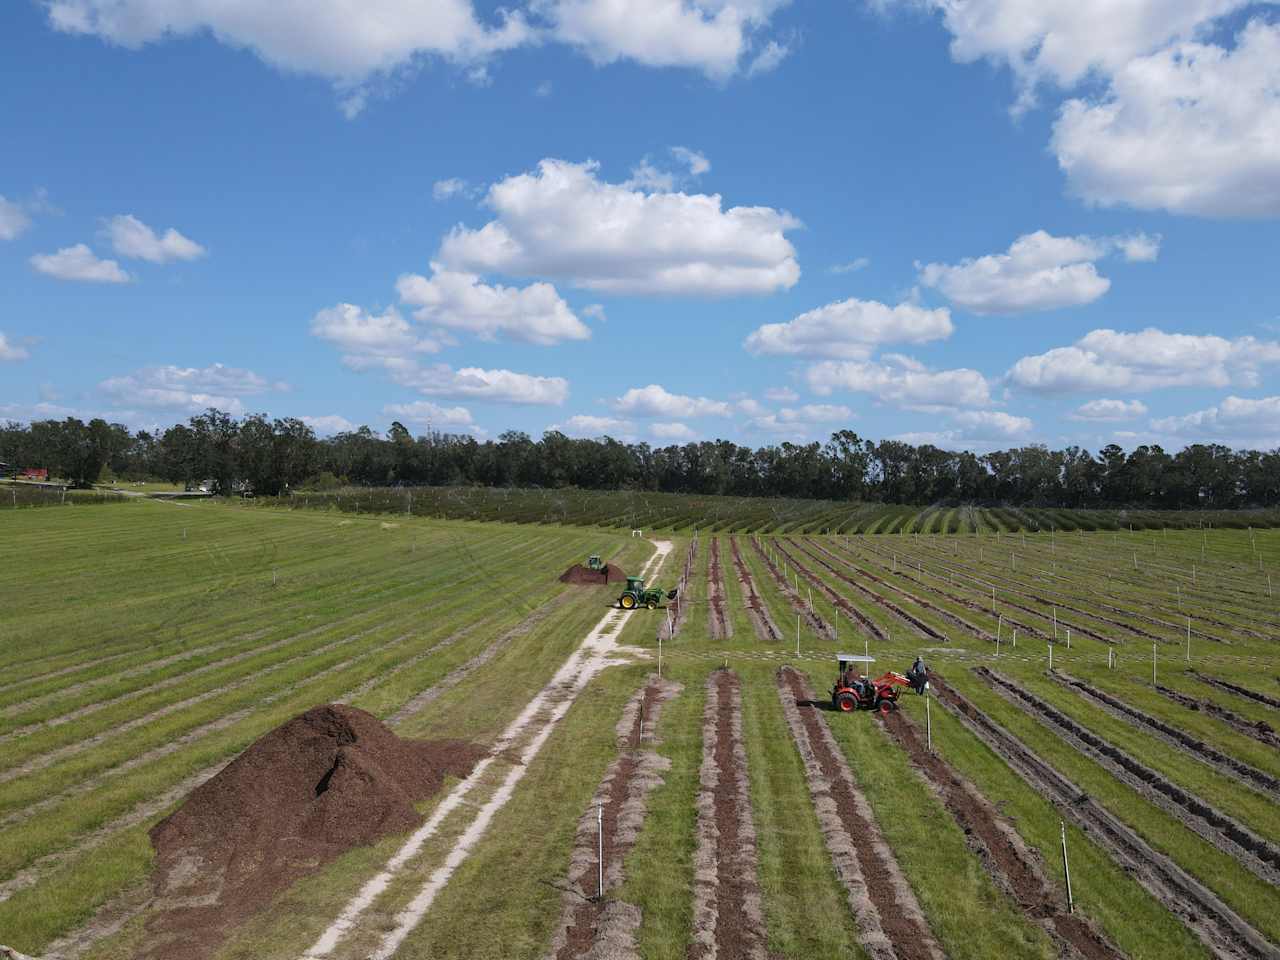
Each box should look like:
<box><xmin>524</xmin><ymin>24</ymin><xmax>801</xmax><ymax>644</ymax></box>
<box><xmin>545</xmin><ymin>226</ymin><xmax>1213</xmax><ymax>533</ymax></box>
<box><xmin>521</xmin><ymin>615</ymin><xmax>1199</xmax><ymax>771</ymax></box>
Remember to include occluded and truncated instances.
<box><xmin>836</xmin><ymin>692</ymin><xmax>857</xmax><ymax>712</ymax></box>
<box><xmin>620</xmin><ymin>594</ymin><xmax>636</xmax><ymax>609</ymax></box>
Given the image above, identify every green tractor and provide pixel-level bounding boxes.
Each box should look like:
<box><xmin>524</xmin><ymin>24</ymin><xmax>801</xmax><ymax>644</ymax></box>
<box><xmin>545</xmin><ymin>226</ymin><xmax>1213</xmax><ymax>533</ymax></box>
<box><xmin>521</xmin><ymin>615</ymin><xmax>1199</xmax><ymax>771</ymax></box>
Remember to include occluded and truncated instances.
<box><xmin>586</xmin><ymin>554</ymin><xmax>605</xmax><ymax>573</ymax></box>
<box><xmin>617</xmin><ymin>576</ymin><xmax>677</xmax><ymax>610</ymax></box>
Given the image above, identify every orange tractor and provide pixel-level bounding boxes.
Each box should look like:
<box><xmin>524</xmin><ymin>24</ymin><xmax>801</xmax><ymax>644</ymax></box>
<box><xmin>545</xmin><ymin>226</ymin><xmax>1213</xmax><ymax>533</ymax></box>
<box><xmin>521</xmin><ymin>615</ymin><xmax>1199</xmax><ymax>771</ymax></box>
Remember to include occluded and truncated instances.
<box><xmin>831</xmin><ymin>654</ymin><xmax>929</xmax><ymax>714</ymax></box>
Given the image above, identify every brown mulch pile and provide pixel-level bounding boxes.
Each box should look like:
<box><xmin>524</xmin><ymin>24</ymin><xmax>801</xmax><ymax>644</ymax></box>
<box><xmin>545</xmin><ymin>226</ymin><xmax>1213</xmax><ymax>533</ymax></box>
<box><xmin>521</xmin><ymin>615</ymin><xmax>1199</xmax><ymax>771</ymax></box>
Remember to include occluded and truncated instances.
<box><xmin>142</xmin><ymin>704</ymin><xmax>485</xmax><ymax>960</ymax></box>
<box><xmin>559</xmin><ymin>563</ymin><xmax>627</xmax><ymax>585</ymax></box>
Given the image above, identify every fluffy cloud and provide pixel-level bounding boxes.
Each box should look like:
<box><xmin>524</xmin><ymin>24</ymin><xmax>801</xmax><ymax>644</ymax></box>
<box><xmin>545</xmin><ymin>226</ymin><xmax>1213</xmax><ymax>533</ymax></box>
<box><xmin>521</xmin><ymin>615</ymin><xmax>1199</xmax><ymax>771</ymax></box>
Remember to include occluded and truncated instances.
<box><xmin>1070</xmin><ymin>398</ymin><xmax>1149</xmax><ymax>421</ymax></box>
<box><xmin>432</xmin><ymin>178</ymin><xmax>471</xmax><ymax>201</ymax></box>
<box><xmin>104</xmin><ymin>214</ymin><xmax>205</xmax><ymax>263</ymax></box>
<box><xmin>891</xmin><ymin>0</ymin><xmax>1253</xmax><ymax>107</ymax></box>
<box><xmin>45</xmin><ymin>0</ymin><xmax>530</xmax><ymax>115</ymax></box>
<box><xmin>378</xmin><ymin>363</ymin><xmax>570</xmax><ymax>405</ymax></box>
<box><xmin>1052</xmin><ymin>21</ymin><xmax>1280</xmax><ymax>217</ymax></box>
<box><xmin>894</xmin><ymin>410</ymin><xmax>1033</xmax><ymax>449</ymax></box>
<box><xmin>917</xmin><ymin>230</ymin><xmax>1158</xmax><ymax>315</ymax></box>
<box><xmin>1152</xmin><ymin>395</ymin><xmax>1280</xmax><ymax>442</ymax></box>
<box><xmin>614</xmin><ymin>384</ymin><xmax>732</xmax><ymax>418</ymax></box>
<box><xmin>0</xmin><ymin>196</ymin><xmax>31</xmax><ymax>241</ymax></box>
<box><xmin>383</xmin><ymin>400</ymin><xmax>475</xmax><ymax>427</ymax></box>
<box><xmin>0</xmin><ymin>333</ymin><xmax>30</xmax><ymax>362</ymax></box>
<box><xmin>30</xmin><ymin>244</ymin><xmax>130</xmax><ymax>283</ymax></box>
<box><xmin>99</xmin><ymin>363</ymin><xmax>281</xmax><ymax>415</ymax></box>
<box><xmin>551</xmin><ymin>414</ymin><xmax>635</xmax><ymax>437</ymax></box>
<box><xmin>670</xmin><ymin>146</ymin><xmax>711</xmax><ymax>176</ymax></box>
<box><xmin>651</xmin><ymin>421</ymin><xmax>697</xmax><ymax>441</ymax></box>
<box><xmin>395</xmin><ymin>265</ymin><xmax>589</xmax><ymax>345</ymax></box>
<box><xmin>806</xmin><ymin>354</ymin><xmax>993</xmax><ymax>410</ymax></box>
<box><xmin>745</xmin><ymin>297</ymin><xmax>952</xmax><ymax>358</ymax></box>
<box><xmin>535</xmin><ymin>0</ymin><xmax>789</xmax><ymax>79</ymax></box>
<box><xmin>300</xmin><ymin>415</ymin><xmax>358</xmax><ymax>435</ymax></box>
<box><xmin>439</xmin><ymin>158</ymin><xmax>800</xmax><ymax>296</ymax></box>
<box><xmin>746</xmin><ymin>403</ymin><xmax>853</xmax><ymax>435</ymax></box>
<box><xmin>1008</xmin><ymin>328</ymin><xmax>1280</xmax><ymax>393</ymax></box>
<box><xmin>764</xmin><ymin>386</ymin><xmax>799</xmax><ymax>402</ymax></box>
<box><xmin>311</xmin><ymin>304</ymin><xmax>443</xmax><ymax>358</ymax></box>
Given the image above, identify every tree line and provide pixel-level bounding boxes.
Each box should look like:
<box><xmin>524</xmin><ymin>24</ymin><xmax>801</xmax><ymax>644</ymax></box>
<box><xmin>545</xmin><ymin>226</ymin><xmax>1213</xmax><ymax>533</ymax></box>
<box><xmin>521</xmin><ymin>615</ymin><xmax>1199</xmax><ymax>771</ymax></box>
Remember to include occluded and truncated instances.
<box><xmin>2</xmin><ymin>410</ymin><xmax>1277</xmax><ymax>510</ymax></box>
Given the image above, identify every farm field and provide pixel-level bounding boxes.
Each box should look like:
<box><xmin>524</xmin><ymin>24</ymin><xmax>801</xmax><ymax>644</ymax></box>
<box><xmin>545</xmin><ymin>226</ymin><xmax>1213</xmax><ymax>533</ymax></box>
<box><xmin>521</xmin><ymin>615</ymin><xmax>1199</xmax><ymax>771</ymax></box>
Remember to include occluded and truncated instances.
<box><xmin>2</xmin><ymin>500</ymin><xmax>1279</xmax><ymax>960</ymax></box>
<box><xmin>249</xmin><ymin>485</ymin><xmax>1280</xmax><ymax>534</ymax></box>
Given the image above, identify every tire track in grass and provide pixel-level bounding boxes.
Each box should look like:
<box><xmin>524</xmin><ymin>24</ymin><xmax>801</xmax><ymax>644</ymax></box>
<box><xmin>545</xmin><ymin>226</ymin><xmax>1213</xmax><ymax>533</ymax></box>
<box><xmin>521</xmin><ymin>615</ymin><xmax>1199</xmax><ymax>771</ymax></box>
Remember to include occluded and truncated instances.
<box><xmin>547</xmin><ymin>675</ymin><xmax>682</xmax><ymax>960</ymax></box>
<box><xmin>879</xmin><ymin>706</ymin><xmax>1123</xmax><ymax>960</ymax></box>
<box><xmin>927</xmin><ymin>671</ymin><xmax>1278</xmax><ymax>960</ymax></box>
<box><xmin>299</xmin><ymin>540</ymin><xmax>673</xmax><ymax>960</ymax></box>
<box><xmin>1154</xmin><ymin>684</ymin><xmax>1280</xmax><ymax>750</ymax></box>
<box><xmin>708</xmin><ymin>538</ymin><xmax>732</xmax><ymax>640</ymax></box>
<box><xmin>688</xmin><ymin>669</ymin><xmax>768</xmax><ymax>960</ymax></box>
<box><xmin>977</xmin><ymin>668</ymin><xmax>1280</xmax><ymax>888</ymax></box>
<box><xmin>728</xmin><ymin>538</ymin><xmax>782</xmax><ymax>641</ymax></box>
<box><xmin>1050</xmin><ymin>671</ymin><xmax>1280</xmax><ymax>801</ymax></box>
<box><xmin>776</xmin><ymin>666</ymin><xmax>946</xmax><ymax>960</ymax></box>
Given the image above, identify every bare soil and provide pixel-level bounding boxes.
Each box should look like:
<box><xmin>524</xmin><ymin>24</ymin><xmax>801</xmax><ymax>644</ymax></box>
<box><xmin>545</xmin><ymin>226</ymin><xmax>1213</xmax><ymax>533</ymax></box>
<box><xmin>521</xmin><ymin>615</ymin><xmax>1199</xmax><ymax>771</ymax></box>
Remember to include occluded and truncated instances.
<box><xmin>1193</xmin><ymin>673</ymin><xmax>1280</xmax><ymax>711</ymax></box>
<box><xmin>728</xmin><ymin>539</ymin><xmax>782</xmax><ymax>642</ymax></box>
<box><xmin>140</xmin><ymin>704</ymin><xmax>485</xmax><ymax>960</ymax></box>
<box><xmin>1155</xmin><ymin>683</ymin><xmax>1280</xmax><ymax>750</ymax></box>
<box><xmin>561</xmin><ymin>564</ymin><xmax>628</xmax><ymax>585</ymax></box>
<box><xmin>777</xmin><ymin>667</ymin><xmax>945</xmax><ymax>960</ymax></box>
<box><xmin>770</xmin><ymin>540</ymin><xmax>887</xmax><ymax>643</ymax></box>
<box><xmin>748</xmin><ymin>538</ymin><xmax>833</xmax><ymax>641</ymax></box>
<box><xmin>689</xmin><ymin>670</ymin><xmax>768</xmax><ymax>960</ymax></box>
<box><xmin>707</xmin><ymin>539</ymin><xmax>732</xmax><ymax>641</ymax></box>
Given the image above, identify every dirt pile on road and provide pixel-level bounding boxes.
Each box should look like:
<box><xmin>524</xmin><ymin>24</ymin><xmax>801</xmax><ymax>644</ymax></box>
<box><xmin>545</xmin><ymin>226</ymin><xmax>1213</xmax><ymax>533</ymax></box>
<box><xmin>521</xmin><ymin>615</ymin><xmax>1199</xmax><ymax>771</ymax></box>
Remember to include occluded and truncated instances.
<box><xmin>143</xmin><ymin>704</ymin><xmax>485</xmax><ymax>960</ymax></box>
<box><xmin>559</xmin><ymin>563</ymin><xmax>626</xmax><ymax>585</ymax></box>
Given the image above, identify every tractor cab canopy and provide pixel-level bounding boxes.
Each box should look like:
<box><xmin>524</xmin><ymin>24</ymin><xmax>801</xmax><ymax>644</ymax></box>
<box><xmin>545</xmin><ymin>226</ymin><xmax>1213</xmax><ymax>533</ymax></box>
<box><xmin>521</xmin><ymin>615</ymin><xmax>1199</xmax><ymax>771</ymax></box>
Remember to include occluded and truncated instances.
<box><xmin>626</xmin><ymin>576</ymin><xmax>646</xmax><ymax>590</ymax></box>
<box><xmin>836</xmin><ymin>654</ymin><xmax>874</xmax><ymax>672</ymax></box>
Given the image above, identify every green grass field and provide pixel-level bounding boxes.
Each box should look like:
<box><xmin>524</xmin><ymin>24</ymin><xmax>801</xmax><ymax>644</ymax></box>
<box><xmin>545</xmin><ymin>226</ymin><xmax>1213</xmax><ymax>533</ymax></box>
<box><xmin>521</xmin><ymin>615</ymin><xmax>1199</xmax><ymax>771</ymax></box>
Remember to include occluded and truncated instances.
<box><xmin>2</xmin><ymin>500</ymin><xmax>1277</xmax><ymax>960</ymax></box>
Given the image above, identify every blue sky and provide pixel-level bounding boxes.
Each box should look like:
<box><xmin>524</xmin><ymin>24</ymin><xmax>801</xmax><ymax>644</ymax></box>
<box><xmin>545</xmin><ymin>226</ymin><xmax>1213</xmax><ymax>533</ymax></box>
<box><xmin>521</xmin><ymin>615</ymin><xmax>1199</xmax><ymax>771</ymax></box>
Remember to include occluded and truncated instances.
<box><xmin>2</xmin><ymin>0</ymin><xmax>1279</xmax><ymax>452</ymax></box>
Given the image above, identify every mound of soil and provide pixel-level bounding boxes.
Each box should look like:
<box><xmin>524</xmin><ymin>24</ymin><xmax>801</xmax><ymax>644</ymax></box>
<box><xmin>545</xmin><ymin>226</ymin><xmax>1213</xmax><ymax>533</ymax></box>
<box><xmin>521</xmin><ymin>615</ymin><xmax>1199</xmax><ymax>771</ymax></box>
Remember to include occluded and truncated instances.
<box><xmin>143</xmin><ymin>704</ymin><xmax>485</xmax><ymax>960</ymax></box>
<box><xmin>559</xmin><ymin>563</ymin><xmax>626</xmax><ymax>585</ymax></box>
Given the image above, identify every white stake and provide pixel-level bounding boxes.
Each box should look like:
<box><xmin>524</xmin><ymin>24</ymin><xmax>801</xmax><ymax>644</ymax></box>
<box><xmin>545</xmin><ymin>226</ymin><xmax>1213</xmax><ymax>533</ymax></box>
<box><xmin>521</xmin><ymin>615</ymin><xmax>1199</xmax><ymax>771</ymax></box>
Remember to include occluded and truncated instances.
<box><xmin>1053</xmin><ymin>606</ymin><xmax>1058</xmax><ymax>640</ymax></box>
<box><xmin>1049</xmin><ymin>644</ymin><xmax>1053</xmax><ymax>671</ymax></box>
<box><xmin>865</xmin><ymin>638</ymin><xmax>869</xmax><ymax>659</ymax></box>
<box><xmin>992</xmin><ymin>585</ymin><xmax>996</xmax><ymax>614</ymax></box>
<box><xmin>1152</xmin><ymin>642</ymin><xmax>1157</xmax><ymax>684</ymax></box>
<box><xmin>658</xmin><ymin>636</ymin><xmax>662</xmax><ymax>677</ymax></box>
<box><xmin>1186</xmin><ymin>616</ymin><xmax>1191</xmax><ymax>663</ymax></box>
<box><xmin>597</xmin><ymin>804</ymin><xmax>604</xmax><ymax>900</ymax></box>
<box><xmin>1012</xmin><ymin>628</ymin><xmax>1017</xmax><ymax>648</ymax></box>
<box><xmin>1066</xmin><ymin>628</ymin><xmax>1071</xmax><ymax>649</ymax></box>
<box><xmin>1061</xmin><ymin>821</ymin><xmax>1074</xmax><ymax>914</ymax></box>
<box><xmin>926</xmin><ymin>693</ymin><xmax>933</xmax><ymax>754</ymax></box>
<box><xmin>796</xmin><ymin>615</ymin><xmax>800</xmax><ymax>657</ymax></box>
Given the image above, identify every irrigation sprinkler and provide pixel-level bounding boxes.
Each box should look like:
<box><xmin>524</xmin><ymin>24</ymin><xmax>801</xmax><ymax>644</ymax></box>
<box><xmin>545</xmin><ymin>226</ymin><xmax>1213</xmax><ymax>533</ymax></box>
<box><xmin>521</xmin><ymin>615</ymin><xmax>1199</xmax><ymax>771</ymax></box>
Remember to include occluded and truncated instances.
<box><xmin>1061</xmin><ymin>821</ymin><xmax>1074</xmax><ymax>914</ymax></box>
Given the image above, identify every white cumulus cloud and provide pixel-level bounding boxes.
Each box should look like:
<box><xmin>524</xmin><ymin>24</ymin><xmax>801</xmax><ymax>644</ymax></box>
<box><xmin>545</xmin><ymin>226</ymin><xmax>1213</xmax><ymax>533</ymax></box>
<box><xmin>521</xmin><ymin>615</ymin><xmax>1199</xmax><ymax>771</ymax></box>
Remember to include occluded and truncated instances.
<box><xmin>439</xmin><ymin>158</ymin><xmax>801</xmax><ymax>296</ymax></box>
<box><xmin>1070</xmin><ymin>398</ymin><xmax>1149</xmax><ymax>421</ymax></box>
<box><xmin>380</xmin><ymin>363</ymin><xmax>570</xmax><ymax>406</ymax></box>
<box><xmin>614</xmin><ymin>384</ymin><xmax>732</xmax><ymax>418</ymax></box>
<box><xmin>764</xmin><ymin>386</ymin><xmax>799</xmax><ymax>402</ymax></box>
<box><xmin>311</xmin><ymin>304</ymin><xmax>444</xmax><ymax>358</ymax></box>
<box><xmin>0</xmin><ymin>196</ymin><xmax>32</xmax><ymax>241</ymax></box>
<box><xmin>30</xmin><ymin>243</ymin><xmax>130</xmax><ymax>283</ymax></box>
<box><xmin>806</xmin><ymin>354</ymin><xmax>992</xmax><ymax>411</ymax></box>
<box><xmin>432</xmin><ymin>177</ymin><xmax>471</xmax><ymax>200</ymax></box>
<box><xmin>395</xmin><ymin>264</ymin><xmax>589</xmax><ymax>346</ymax></box>
<box><xmin>104</xmin><ymin>214</ymin><xmax>206</xmax><ymax>263</ymax></box>
<box><xmin>300</xmin><ymin>414</ymin><xmax>358</xmax><ymax>435</ymax></box>
<box><xmin>0</xmin><ymin>333</ymin><xmax>30</xmax><ymax>362</ymax></box>
<box><xmin>45</xmin><ymin>0</ymin><xmax>531</xmax><ymax>115</ymax></box>
<box><xmin>1152</xmin><ymin>395</ymin><xmax>1280</xmax><ymax>443</ymax></box>
<box><xmin>383</xmin><ymin>400</ymin><xmax>475</xmax><ymax>427</ymax></box>
<box><xmin>551</xmin><ymin>414</ymin><xmax>635</xmax><ymax>438</ymax></box>
<box><xmin>917</xmin><ymin>230</ymin><xmax>1158</xmax><ymax>315</ymax></box>
<box><xmin>1008</xmin><ymin>328</ymin><xmax>1280</xmax><ymax>393</ymax></box>
<box><xmin>1052</xmin><ymin>21</ymin><xmax>1280</xmax><ymax>217</ymax></box>
<box><xmin>651</xmin><ymin>421</ymin><xmax>697</xmax><ymax>441</ymax></box>
<box><xmin>99</xmin><ymin>363</ymin><xmax>281</xmax><ymax>415</ymax></box>
<box><xmin>535</xmin><ymin>0</ymin><xmax>790</xmax><ymax>80</ymax></box>
<box><xmin>745</xmin><ymin>297</ymin><xmax>952</xmax><ymax>358</ymax></box>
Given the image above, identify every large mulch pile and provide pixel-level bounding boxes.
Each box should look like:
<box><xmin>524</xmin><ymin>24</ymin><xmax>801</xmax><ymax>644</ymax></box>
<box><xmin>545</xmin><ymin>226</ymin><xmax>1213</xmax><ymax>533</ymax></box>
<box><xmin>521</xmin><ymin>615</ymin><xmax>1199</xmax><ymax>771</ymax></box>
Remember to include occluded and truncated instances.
<box><xmin>142</xmin><ymin>704</ymin><xmax>485</xmax><ymax>960</ymax></box>
<box><xmin>559</xmin><ymin>563</ymin><xmax>626</xmax><ymax>585</ymax></box>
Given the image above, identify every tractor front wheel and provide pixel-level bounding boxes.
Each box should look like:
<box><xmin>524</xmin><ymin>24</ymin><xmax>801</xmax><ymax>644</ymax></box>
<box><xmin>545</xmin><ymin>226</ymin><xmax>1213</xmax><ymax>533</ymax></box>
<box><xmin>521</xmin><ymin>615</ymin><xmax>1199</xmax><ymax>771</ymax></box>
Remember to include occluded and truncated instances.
<box><xmin>646</xmin><ymin>599</ymin><xmax>657</xmax><ymax>610</ymax></box>
<box><xmin>620</xmin><ymin>594</ymin><xmax>636</xmax><ymax>609</ymax></box>
<box><xmin>878</xmin><ymin>699</ymin><xmax>897</xmax><ymax>715</ymax></box>
<box><xmin>836</xmin><ymin>692</ymin><xmax>858</xmax><ymax>712</ymax></box>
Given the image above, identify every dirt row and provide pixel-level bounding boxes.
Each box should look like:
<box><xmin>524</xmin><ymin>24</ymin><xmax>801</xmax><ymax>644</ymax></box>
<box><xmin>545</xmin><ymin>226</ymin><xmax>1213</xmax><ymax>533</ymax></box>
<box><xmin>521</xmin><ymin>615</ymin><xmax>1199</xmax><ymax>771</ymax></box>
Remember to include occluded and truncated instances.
<box><xmin>978</xmin><ymin>668</ymin><xmax>1280</xmax><ymax>888</ymax></box>
<box><xmin>777</xmin><ymin>667</ymin><xmax>945</xmax><ymax>960</ymax></box>
<box><xmin>661</xmin><ymin>538</ymin><xmax>698</xmax><ymax>642</ymax></box>
<box><xmin>748</xmin><ymin>537</ymin><xmax>834</xmax><ymax>640</ymax></box>
<box><xmin>1155</xmin><ymin>684</ymin><xmax>1280</xmax><ymax>750</ymax></box>
<box><xmin>690</xmin><ymin>670</ymin><xmax>768</xmax><ymax>960</ymax></box>
<box><xmin>1194</xmin><ymin>673</ymin><xmax>1280</xmax><ymax>711</ymax></box>
<box><xmin>1051</xmin><ymin>672</ymin><xmax>1280</xmax><ymax>801</ymax></box>
<box><xmin>769</xmin><ymin>540</ymin><xmax>887</xmax><ymax>643</ymax></box>
<box><xmin>707</xmin><ymin>539</ymin><xmax>732</xmax><ymax>641</ymax></box>
<box><xmin>788</xmin><ymin>540</ymin><xmax>945</xmax><ymax>644</ymax></box>
<box><xmin>880</xmin><ymin>705</ymin><xmax>1123</xmax><ymax>960</ymax></box>
<box><xmin>927</xmin><ymin>671</ymin><xmax>1278</xmax><ymax>960</ymax></box>
<box><xmin>548</xmin><ymin>676</ymin><xmax>682</xmax><ymax>960</ymax></box>
<box><xmin>727</xmin><ymin>538</ymin><xmax>782</xmax><ymax>642</ymax></box>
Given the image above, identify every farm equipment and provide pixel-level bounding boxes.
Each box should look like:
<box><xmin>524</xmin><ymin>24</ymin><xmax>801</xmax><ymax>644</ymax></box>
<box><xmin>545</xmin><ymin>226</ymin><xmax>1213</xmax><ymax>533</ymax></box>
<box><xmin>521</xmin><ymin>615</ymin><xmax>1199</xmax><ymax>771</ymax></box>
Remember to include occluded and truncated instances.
<box><xmin>831</xmin><ymin>654</ymin><xmax>929</xmax><ymax>714</ymax></box>
<box><xmin>586</xmin><ymin>554</ymin><xmax>605</xmax><ymax>573</ymax></box>
<box><xmin>617</xmin><ymin>576</ymin><xmax>678</xmax><ymax>610</ymax></box>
